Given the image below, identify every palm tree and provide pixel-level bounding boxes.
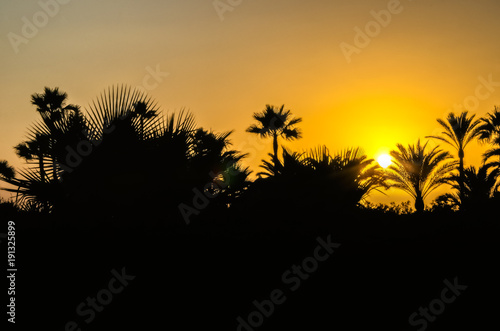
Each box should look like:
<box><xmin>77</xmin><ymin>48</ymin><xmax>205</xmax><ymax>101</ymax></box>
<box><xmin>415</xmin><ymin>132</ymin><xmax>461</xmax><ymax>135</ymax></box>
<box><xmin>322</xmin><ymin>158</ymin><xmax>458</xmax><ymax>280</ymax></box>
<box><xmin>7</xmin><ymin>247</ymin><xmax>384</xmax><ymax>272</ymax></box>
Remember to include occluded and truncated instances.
<box><xmin>460</xmin><ymin>164</ymin><xmax>499</xmax><ymax>206</ymax></box>
<box><xmin>432</xmin><ymin>164</ymin><xmax>500</xmax><ymax>211</ymax></box>
<box><xmin>257</xmin><ymin>146</ymin><xmax>387</xmax><ymax>207</ymax></box>
<box><xmin>258</xmin><ymin>149</ymin><xmax>305</xmax><ymax>178</ymax></box>
<box><xmin>132</xmin><ymin>101</ymin><xmax>158</xmax><ymax>140</ymax></box>
<box><xmin>0</xmin><ymin>161</ymin><xmax>15</xmax><ymax>180</ymax></box>
<box><xmin>247</xmin><ymin>104</ymin><xmax>302</xmax><ymax>168</ymax></box>
<box><xmin>386</xmin><ymin>140</ymin><xmax>457</xmax><ymax>213</ymax></box>
<box><xmin>303</xmin><ymin>146</ymin><xmax>388</xmax><ymax>203</ymax></box>
<box><xmin>477</xmin><ymin>107</ymin><xmax>500</xmax><ymax>168</ymax></box>
<box><xmin>30</xmin><ymin>87</ymin><xmax>81</xmax><ymax>182</ymax></box>
<box><xmin>426</xmin><ymin>111</ymin><xmax>481</xmax><ymax>204</ymax></box>
<box><xmin>54</xmin><ymin>85</ymin><xmax>250</xmax><ymax>221</ymax></box>
<box><xmin>14</xmin><ymin>134</ymin><xmax>50</xmax><ymax>183</ymax></box>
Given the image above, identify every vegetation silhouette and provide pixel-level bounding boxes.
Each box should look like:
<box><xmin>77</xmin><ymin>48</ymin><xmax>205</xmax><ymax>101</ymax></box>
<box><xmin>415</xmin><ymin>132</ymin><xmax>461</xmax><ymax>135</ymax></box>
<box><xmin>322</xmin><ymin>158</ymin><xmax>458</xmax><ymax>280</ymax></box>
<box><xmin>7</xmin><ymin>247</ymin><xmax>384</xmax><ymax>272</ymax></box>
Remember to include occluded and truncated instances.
<box><xmin>247</xmin><ymin>104</ymin><xmax>302</xmax><ymax>168</ymax></box>
<box><xmin>426</xmin><ymin>111</ymin><xmax>481</xmax><ymax>207</ymax></box>
<box><xmin>478</xmin><ymin>107</ymin><xmax>500</xmax><ymax>170</ymax></box>
<box><xmin>435</xmin><ymin>164</ymin><xmax>500</xmax><ymax>211</ymax></box>
<box><xmin>1</xmin><ymin>86</ymin><xmax>250</xmax><ymax>224</ymax></box>
<box><xmin>1</xmin><ymin>87</ymin><xmax>500</xmax><ymax>330</ymax></box>
<box><xmin>257</xmin><ymin>146</ymin><xmax>387</xmax><ymax>206</ymax></box>
<box><xmin>385</xmin><ymin>139</ymin><xmax>457</xmax><ymax>213</ymax></box>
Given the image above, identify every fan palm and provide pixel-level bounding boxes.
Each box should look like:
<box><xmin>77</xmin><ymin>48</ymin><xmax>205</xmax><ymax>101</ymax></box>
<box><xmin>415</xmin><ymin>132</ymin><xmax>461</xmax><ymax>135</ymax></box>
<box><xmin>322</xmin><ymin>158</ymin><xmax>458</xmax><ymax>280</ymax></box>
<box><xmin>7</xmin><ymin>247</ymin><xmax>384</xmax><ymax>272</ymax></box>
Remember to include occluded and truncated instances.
<box><xmin>30</xmin><ymin>87</ymin><xmax>81</xmax><ymax>182</ymax></box>
<box><xmin>247</xmin><ymin>104</ymin><xmax>302</xmax><ymax>168</ymax></box>
<box><xmin>0</xmin><ymin>161</ymin><xmax>15</xmax><ymax>180</ymax></box>
<box><xmin>257</xmin><ymin>145</ymin><xmax>387</xmax><ymax>207</ymax></box>
<box><xmin>303</xmin><ymin>146</ymin><xmax>388</xmax><ymax>202</ymax></box>
<box><xmin>426</xmin><ymin>111</ymin><xmax>481</xmax><ymax>204</ymax></box>
<box><xmin>131</xmin><ymin>101</ymin><xmax>158</xmax><ymax>140</ymax></box>
<box><xmin>14</xmin><ymin>134</ymin><xmax>51</xmax><ymax>183</ymax></box>
<box><xmin>56</xmin><ymin>85</ymin><xmax>249</xmax><ymax>220</ymax></box>
<box><xmin>386</xmin><ymin>140</ymin><xmax>457</xmax><ymax>213</ymax></box>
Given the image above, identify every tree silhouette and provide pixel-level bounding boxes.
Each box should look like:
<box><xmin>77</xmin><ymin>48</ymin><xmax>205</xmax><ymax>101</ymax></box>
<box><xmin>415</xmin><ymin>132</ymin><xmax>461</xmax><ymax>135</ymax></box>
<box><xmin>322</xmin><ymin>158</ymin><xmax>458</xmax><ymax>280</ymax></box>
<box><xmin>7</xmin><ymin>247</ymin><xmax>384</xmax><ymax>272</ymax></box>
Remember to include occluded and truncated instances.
<box><xmin>386</xmin><ymin>140</ymin><xmax>456</xmax><ymax>213</ymax></box>
<box><xmin>0</xmin><ymin>160</ymin><xmax>15</xmax><ymax>180</ymax></box>
<box><xmin>460</xmin><ymin>164</ymin><xmax>499</xmax><ymax>207</ymax></box>
<box><xmin>247</xmin><ymin>105</ymin><xmax>302</xmax><ymax>168</ymax></box>
<box><xmin>302</xmin><ymin>146</ymin><xmax>387</xmax><ymax>204</ymax></box>
<box><xmin>14</xmin><ymin>134</ymin><xmax>50</xmax><ymax>183</ymax></box>
<box><xmin>50</xmin><ymin>85</ymin><xmax>250</xmax><ymax>221</ymax></box>
<box><xmin>131</xmin><ymin>101</ymin><xmax>158</xmax><ymax>140</ymax></box>
<box><xmin>0</xmin><ymin>88</ymin><xmax>85</xmax><ymax>210</ymax></box>
<box><xmin>477</xmin><ymin>107</ymin><xmax>500</xmax><ymax>171</ymax></box>
<box><xmin>255</xmin><ymin>146</ymin><xmax>386</xmax><ymax>209</ymax></box>
<box><xmin>426</xmin><ymin>111</ymin><xmax>481</xmax><ymax>206</ymax></box>
<box><xmin>30</xmin><ymin>87</ymin><xmax>82</xmax><ymax>182</ymax></box>
<box><xmin>432</xmin><ymin>164</ymin><xmax>499</xmax><ymax>211</ymax></box>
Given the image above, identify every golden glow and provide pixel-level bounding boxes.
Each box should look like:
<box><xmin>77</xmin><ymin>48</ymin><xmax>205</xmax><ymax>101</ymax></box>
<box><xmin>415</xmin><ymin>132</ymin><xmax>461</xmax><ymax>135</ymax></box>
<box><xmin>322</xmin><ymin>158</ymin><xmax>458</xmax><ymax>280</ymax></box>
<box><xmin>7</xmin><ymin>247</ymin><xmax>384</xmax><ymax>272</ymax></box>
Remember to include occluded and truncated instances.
<box><xmin>1</xmin><ymin>1</ymin><xmax>500</xmax><ymax>205</ymax></box>
<box><xmin>377</xmin><ymin>154</ymin><xmax>392</xmax><ymax>168</ymax></box>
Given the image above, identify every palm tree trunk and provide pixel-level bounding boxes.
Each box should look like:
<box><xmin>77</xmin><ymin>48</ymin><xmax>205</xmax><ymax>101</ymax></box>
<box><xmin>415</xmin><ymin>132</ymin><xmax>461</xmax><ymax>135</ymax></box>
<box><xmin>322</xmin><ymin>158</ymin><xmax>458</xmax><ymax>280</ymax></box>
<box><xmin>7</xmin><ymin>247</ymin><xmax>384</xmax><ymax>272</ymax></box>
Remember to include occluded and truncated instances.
<box><xmin>38</xmin><ymin>153</ymin><xmax>45</xmax><ymax>183</ymax></box>
<box><xmin>140</xmin><ymin>117</ymin><xmax>144</xmax><ymax>140</ymax></box>
<box><xmin>272</xmin><ymin>132</ymin><xmax>279</xmax><ymax>168</ymax></box>
<box><xmin>415</xmin><ymin>191</ymin><xmax>424</xmax><ymax>213</ymax></box>
<box><xmin>458</xmin><ymin>149</ymin><xmax>465</xmax><ymax>206</ymax></box>
<box><xmin>52</xmin><ymin>151</ymin><xmax>58</xmax><ymax>182</ymax></box>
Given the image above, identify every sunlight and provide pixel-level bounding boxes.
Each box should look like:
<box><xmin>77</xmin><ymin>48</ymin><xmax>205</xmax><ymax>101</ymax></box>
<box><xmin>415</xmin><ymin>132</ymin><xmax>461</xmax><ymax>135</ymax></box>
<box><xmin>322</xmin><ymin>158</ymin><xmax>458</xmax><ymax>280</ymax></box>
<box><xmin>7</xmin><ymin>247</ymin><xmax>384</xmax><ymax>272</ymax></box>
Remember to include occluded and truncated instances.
<box><xmin>377</xmin><ymin>154</ymin><xmax>392</xmax><ymax>168</ymax></box>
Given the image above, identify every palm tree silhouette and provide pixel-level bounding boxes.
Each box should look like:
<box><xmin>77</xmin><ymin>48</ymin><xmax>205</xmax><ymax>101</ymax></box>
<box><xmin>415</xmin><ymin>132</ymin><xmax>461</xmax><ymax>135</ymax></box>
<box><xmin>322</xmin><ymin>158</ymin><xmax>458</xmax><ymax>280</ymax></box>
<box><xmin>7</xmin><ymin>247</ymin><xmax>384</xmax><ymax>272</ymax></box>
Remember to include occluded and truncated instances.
<box><xmin>477</xmin><ymin>107</ymin><xmax>500</xmax><ymax>169</ymax></box>
<box><xmin>131</xmin><ymin>101</ymin><xmax>158</xmax><ymax>140</ymax></box>
<box><xmin>0</xmin><ymin>161</ymin><xmax>15</xmax><ymax>180</ymax></box>
<box><xmin>247</xmin><ymin>105</ymin><xmax>302</xmax><ymax>168</ymax></box>
<box><xmin>426</xmin><ymin>111</ymin><xmax>481</xmax><ymax>205</ymax></box>
<box><xmin>386</xmin><ymin>140</ymin><xmax>457</xmax><ymax>213</ymax></box>
<box><xmin>460</xmin><ymin>164</ymin><xmax>499</xmax><ymax>206</ymax></box>
<box><xmin>433</xmin><ymin>164</ymin><xmax>500</xmax><ymax>211</ymax></box>
<box><xmin>45</xmin><ymin>85</ymin><xmax>251</xmax><ymax>220</ymax></box>
<box><xmin>257</xmin><ymin>145</ymin><xmax>386</xmax><ymax>207</ymax></box>
<box><xmin>31</xmin><ymin>87</ymin><xmax>81</xmax><ymax>182</ymax></box>
<box><xmin>303</xmin><ymin>146</ymin><xmax>388</xmax><ymax>204</ymax></box>
<box><xmin>14</xmin><ymin>134</ymin><xmax>50</xmax><ymax>183</ymax></box>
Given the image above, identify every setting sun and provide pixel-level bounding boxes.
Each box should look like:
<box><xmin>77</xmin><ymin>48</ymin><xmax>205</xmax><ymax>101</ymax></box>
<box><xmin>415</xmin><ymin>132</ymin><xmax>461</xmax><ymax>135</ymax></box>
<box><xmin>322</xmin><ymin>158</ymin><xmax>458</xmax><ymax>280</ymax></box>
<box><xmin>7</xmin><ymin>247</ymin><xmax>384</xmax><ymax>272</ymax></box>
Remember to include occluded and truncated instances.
<box><xmin>377</xmin><ymin>154</ymin><xmax>392</xmax><ymax>168</ymax></box>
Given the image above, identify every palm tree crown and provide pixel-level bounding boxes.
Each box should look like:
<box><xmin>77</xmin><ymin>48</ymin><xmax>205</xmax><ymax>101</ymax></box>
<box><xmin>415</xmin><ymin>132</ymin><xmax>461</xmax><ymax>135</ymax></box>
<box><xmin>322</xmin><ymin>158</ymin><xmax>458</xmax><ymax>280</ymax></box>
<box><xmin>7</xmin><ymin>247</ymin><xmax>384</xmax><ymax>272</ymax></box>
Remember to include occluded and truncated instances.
<box><xmin>426</xmin><ymin>111</ymin><xmax>481</xmax><ymax>205</ymax></box>
<box><xmin>247</xmin><ymin>104</ymin><xmax>302</xmax><ymax>167</ymax></box>
<box><xmin>477</xmin><ymin>107</ymin><xmax>500</xmax><ymax>166</ymax></box>
<box><xmin>386</xmin><ymin>140</ymin><xmax>457</xmax><ymax>213</ymax></box>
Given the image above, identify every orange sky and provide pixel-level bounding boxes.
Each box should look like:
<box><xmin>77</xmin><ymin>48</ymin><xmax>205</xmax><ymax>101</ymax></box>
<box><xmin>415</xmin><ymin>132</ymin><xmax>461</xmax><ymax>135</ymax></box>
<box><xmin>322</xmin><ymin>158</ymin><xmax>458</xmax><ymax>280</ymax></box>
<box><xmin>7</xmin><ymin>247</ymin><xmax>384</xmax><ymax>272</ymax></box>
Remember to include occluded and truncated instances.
<box><xmin>1</xmin><ymin>0</ymin><xmax>500</xmax><ymax>205</ymax></box>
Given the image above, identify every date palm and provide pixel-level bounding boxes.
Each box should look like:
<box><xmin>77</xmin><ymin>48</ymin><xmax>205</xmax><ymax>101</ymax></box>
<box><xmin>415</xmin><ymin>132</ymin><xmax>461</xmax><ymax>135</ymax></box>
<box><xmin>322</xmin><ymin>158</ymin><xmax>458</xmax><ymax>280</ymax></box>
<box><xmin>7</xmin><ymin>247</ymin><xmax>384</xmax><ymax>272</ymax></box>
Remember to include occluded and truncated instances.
<box><xmin>426</xmin><ymin>111</ymin><xmax>481</xmax><ymax>205</ymax></box>
<box><xmin>386</xmin><ymin>140</ymin><xmax>457</xmax><ymax>213</ymax></box>
<box><xmin>477</xmin><ymin>107</ymin><xmax>500</xmax><ymax>170</ymax></box>
<box><xmin>247</xmin><ymin>104</ymin><xmax>302</xmax><ymax>168</ymax></box>
<box><xmin>460</xmin><ymin>164</ymin><xmax>500</xmax><ymax>205</ymax></box>
<box><xmin>435</xmin><ymin>164</ymin><xmax>500</xmax><ymax>211</ymax></box>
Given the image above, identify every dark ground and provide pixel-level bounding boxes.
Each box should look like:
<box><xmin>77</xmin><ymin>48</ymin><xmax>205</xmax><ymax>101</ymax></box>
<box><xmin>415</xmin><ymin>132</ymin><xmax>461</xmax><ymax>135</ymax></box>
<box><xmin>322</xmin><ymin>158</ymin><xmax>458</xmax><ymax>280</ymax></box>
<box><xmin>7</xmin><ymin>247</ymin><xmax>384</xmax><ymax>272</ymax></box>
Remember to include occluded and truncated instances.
<box><xmin>5</xmin><ymin>202</ymin><xmax>500</xmax><ymax>330</ymax></box>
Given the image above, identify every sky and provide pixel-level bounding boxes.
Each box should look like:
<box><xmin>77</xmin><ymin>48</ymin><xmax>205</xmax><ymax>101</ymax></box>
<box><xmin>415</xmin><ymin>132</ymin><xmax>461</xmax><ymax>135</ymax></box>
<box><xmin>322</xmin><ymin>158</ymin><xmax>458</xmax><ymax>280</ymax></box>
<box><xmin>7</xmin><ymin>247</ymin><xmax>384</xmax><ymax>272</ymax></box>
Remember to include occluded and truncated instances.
<box><xmin>1</xmin><ymin>0</ymin><xmax>500</xmax><ymax>205</ymax></box>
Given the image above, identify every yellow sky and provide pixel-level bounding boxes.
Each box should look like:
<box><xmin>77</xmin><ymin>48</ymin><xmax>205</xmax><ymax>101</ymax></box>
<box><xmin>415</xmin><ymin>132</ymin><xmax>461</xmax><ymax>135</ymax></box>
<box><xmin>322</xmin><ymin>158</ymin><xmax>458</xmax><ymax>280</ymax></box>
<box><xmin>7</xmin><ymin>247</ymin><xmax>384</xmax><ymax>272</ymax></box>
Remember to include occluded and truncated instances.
<box><xmin>1</xmin><ymin>0</ymin><xmax>500</xmax><ymax>204</ymax></box>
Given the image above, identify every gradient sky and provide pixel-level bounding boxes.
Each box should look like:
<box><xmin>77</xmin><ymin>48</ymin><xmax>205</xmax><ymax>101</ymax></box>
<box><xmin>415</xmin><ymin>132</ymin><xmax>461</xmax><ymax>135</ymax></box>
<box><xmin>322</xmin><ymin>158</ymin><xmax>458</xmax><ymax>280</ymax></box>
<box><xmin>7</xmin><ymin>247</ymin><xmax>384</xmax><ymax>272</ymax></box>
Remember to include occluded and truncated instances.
<box><xmin>1</xmin><ymin>0</ymin><xmax>500</xmax><ymax>204</ymax></box>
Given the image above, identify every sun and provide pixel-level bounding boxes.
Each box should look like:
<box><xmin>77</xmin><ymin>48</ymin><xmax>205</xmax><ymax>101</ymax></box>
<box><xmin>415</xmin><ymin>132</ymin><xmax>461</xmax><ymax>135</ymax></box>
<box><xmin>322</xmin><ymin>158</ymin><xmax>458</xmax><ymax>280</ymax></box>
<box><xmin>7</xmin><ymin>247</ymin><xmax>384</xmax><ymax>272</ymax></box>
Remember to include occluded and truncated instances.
<box><xmin>377</xmin><ymin>154</ymin><xmax>392</xmax><ymax>168</ymax></box>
